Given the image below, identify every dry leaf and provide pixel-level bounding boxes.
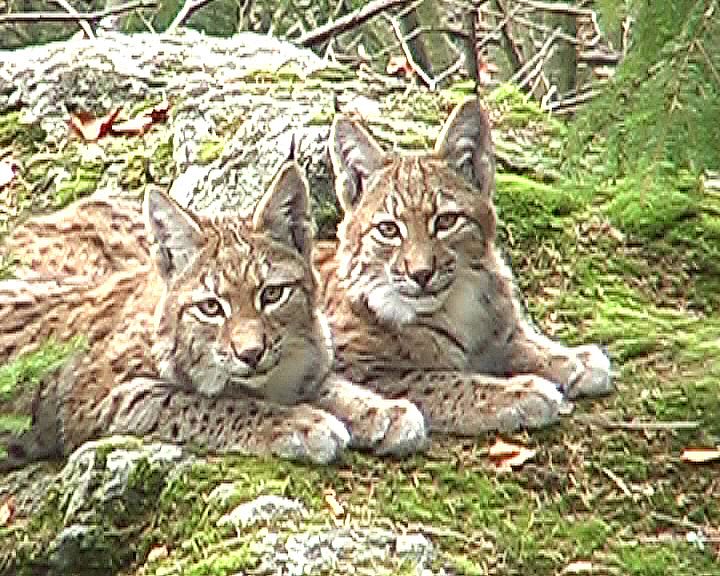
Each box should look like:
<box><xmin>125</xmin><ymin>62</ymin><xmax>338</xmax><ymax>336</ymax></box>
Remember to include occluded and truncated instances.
<box><xmin>0</xmin><ymin>159</ymin><xmax>18</xmax><ymax>189</ymax></box>
<box><xmin>149</xmin><ymin>99</ymin><xmax>171</xmax><ymax>123</ymax></box>
<box><xmin>111</xmin><ymin>115</ymin><xmax>154</xmax><ymax>136</ymax></box>
<box><xmin>386</xmin><ymin>55</ymin><xmax>414</xmax><ymax>78</ymax></box>
<box><xmin>0</xmin><ymin>496</ymin><xmax>15</xmax><ymax>527</ymax></box>
<box><xmin>146</xmin><ymin>544</ymin><xmax>169</xmax><ymax>563</ymax></box>
<box><xmin>323</xmin><ymin>489</ymin><xmax>344</xmax><ymax>518</ymax></box>
<box><xmin>69</xmin><ymin>107</ymin><xmax>122</xmax><ymax>141</ymax></box>
<box><xmin>488</xmin><ymin>438</ymin><xmax>536</xmax><ymax>471</ymax></box>
<box><xmin>681</xmin><ymin>447</ymin><xmax>720</xmax><ymax>463</ymax></box>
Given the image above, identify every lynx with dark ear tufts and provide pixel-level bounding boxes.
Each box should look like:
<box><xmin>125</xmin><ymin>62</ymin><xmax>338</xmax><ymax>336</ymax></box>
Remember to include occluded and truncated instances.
<box><xmin>434</xmin><ymin>99</ymin><xmax>495</xmax><ymax>198</ymax></box>
<box><xmin>144</xmin><ymin>186</ymin><xmax>204</xmax><ymax>280</ymax></box>
<box><xmin>252</xmin><ymin>161</ymin><xmax>312</xmax><ymax>259</ymax></box>
<box><xmin>329</xmin><ymin>116</ymin><xmax>386</xmax><ymax>211</ymax></box>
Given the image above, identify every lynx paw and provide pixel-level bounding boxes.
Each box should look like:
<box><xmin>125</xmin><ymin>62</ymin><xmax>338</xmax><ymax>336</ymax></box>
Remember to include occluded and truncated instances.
<box><xmin>350</xmin><ymin>399</ymin><xmax>427</xmax><ymax>457</ymax></box>
<box><xmin>564</xmin><ymin>345</ymin><xmax>613</xmax><ymax>399</ymax></box>
<box><xmin>495</xmin><ymin>376</ymin><xmax>563</xmax><ymax>431</ymax></box>
<box><xmin>272</xmin><ymin>408</ymin><xmax>350</xmax><ymax>465</ymax></box>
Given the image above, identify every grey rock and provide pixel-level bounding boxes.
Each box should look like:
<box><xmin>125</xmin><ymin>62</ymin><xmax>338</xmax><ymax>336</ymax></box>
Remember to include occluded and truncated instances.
<box><xmin>217</xmin><ymin>494</ymin><xmax>305</xmax><ymax>529</ymax></box>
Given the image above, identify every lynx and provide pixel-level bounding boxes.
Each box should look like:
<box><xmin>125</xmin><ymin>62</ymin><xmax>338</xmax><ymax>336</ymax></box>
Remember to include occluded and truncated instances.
<box><xmin>314</xmin><ymin>99</ymin><xmax>613</xmax><ymax>436</ymax></box>
<box><xmin>0</xmin><ymin>162</ymin><xmax>426</xmax><ymax>470</ymax></box>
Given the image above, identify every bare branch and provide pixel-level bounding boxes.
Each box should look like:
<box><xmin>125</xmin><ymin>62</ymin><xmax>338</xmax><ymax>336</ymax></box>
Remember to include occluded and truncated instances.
<box><xmin>515</xmin><ymin>0</ymin><xmax>594</xmax><ymax>17</ymax></box>
<box><xmin>0</xmin><ymin>0</ymin><xmax>157</xmax><ymax>24</ymax></box>
<box><xmin>166</xmin><ymin>0</ymin><xmax>216</xmax><ymax>33</ymax></box>
<box><xmin>385</xmin><ymin>13</ymin><xmax>435</xmax><ymax>89</ymax></box>
<box><xmin>52</xmin><ymin>0</ymin><xmax>95</xmax><ymax>38</ymax></box>
<box><xmin>297</xmin><ymin>0</ymin><xmax>415</xmax><ymax>47</ymax></box>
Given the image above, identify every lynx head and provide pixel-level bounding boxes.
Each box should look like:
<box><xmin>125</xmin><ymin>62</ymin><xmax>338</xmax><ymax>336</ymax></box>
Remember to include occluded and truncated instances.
<box><xmin>329</xmin><ymin>99</ymin><xmax>497</xmax><ymax>326</ymax></box>
<box><xmin>146</xmin><ymin>162</ymin><xmax>328</xmax><ymax>400</ymax></box>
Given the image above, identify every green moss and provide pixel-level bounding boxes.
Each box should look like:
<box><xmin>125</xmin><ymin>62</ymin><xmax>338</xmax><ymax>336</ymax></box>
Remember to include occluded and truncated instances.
<box><xmin>0</xmin><ymin>336</ymin><xmax>86</xmax><ymax>403</ymax></box>
<box><xmin>53</xmin><ymin>160</ymin><xmax>105</xmax><ymax>208</ymax></box>
<box><xmin>197</xmin><ymin>138</ymin><xmax>225</xmax><ymax>165</ymax></box>
<box><xmin>0</xmin><ymin>111</ymin><xmax>46</xmax><ymax>149</ymax></box>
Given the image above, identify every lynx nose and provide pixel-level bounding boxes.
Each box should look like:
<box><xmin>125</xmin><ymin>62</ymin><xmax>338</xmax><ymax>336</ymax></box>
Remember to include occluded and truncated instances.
<box><xmin>233</xmin><ymin>343</ymin><xmax>265</xmax><ymax>369</ymax></box>
<box><xmin>409</xmin><ymin>268</ymin><xmax>433</xmax><ymax>289</ymax></box>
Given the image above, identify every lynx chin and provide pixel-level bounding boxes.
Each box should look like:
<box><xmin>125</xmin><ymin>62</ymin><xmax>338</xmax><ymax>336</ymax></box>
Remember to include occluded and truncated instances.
<box><xmin>314</xmin><ymin>98</ymin><xmax>613</xmax><ymax>436</ymax></box>
<box><xmin>0</xmin><ymin>161</ymin><xmax>426</xmax><ymax>470</ymax></box>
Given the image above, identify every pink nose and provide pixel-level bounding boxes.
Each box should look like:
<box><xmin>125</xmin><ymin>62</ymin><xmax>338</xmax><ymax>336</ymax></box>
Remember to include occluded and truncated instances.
<box><xmin>232</xmin><ymin>343</ymin><xmax>265</xmax><ymax>368</ymax></box>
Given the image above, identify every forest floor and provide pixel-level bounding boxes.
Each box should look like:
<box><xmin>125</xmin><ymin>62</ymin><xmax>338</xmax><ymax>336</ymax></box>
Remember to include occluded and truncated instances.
<box><xmin>0</xmin><ymin>85</ymin><xmax>719</xmax><ymax>576</ymax></box>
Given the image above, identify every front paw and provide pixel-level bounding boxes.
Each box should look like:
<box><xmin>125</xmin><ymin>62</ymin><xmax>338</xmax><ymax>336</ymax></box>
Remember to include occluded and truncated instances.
<box><xmin>350</xmin><ymin>399</ymin><xmax>427</xmax><ymax>457</ymax></box>
<box><xmin>271</xmin><ymin>407</ymin><xmax>350</xmax><ymax>465</ymax></box>
<box><xmin>564</xmin><ymin>345</ymin><xmax>613</xmax><ymax>399</ymax></box>
<box><xmin>495</xmin><ymin>375</ymin><xmax>564</xmax><ymax>431</ymax></box>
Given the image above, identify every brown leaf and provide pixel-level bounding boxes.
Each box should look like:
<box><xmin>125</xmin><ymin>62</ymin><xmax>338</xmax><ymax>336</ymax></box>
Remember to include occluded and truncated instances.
<box><xmin>149</xmin><ymin>99</ymin><xmax>171</xmax><ymax>123</ymax></box>
<box><xmin>69</xmin><ymin>107</ymin><xmax>122</xmax><ymax>142</ymax></box>
<box><xmin>386</xmin><ymin>55</ymin><xmax>414</xmax><ymax>78</ymax></box>
<box><xmin>488</xmin><ymin>438</ymin><xmax>536</xmax><ymax>471</ymax></box>
<box><xmin>0</xmin><ymin>159</ymin><xmax>19</xmax><ymax>189</ymax></box>
<box><xmin>681</xmin><ymin>447</ymin><xmax>720</xmax><ymax>463</ymax></box>
<box><xmin>111</xmin><ymin>115</ymin><xmax>154</xmax><ymax>136</ymax></box>
<box><xmin>0</xmin><ymin>496</ymin><xmax>15</xmax><ymax>527</ymax></box>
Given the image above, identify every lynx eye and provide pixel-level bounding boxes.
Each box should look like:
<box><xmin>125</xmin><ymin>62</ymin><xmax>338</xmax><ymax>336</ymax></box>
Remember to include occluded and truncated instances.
<box><xmin>195</xmin><ymin>298</ymin><xmax>225</xmax><ymax>318</ymax></box>
<box><xmin>376</xmin><ymin>221</ymin><xmax>401</xmax><ymax>239</ymax></box>
<box><xmin>260</xmin><ymin>285</ymin><xmax>289</xmax><ymax>309</ymax></box>
<box><xmin>433</xmin><ymin>213</ymin><xmax>462</xmax><ymax>235</ymax></box>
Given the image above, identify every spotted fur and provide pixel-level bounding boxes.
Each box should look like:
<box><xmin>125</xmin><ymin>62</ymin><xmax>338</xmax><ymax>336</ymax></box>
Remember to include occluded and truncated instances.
<box><xmin>316</xmin><ymin>99</ymin><xmax>614</xmax><ymax>435</ymax></box>
<box><xmin>0</xmin><ymin>163</ymin><xmax>426</xmax><ymax>469</ymax></box>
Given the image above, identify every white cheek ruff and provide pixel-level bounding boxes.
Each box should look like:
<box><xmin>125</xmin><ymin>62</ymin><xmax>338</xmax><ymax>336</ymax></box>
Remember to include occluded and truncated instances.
<box><xmin>367</xmin><ymin>283</ymin><xmax>416</xmax><ymax>326</ymax></box>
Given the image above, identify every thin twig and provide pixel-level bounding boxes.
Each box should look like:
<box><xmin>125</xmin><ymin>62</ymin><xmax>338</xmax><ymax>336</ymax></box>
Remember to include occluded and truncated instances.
<box><xmin>166</xmin><ymin>0</ymin><xmax>216</xmax><ymax>33</ymax></box>
<box><xmin>0</xmin><ymin>0</ymin><xmax>157</xmax><ymax>23</ymax></box>
<box><xmin>297</xmin><ymin>0</ymin><xmax>414</xmax><ymax>47</ymax></box>
<box><xmin>577</xmin><ymin>415</ymin><xmax>701</xmax><ymax>431</ymax></box>
<box><xmin>385</xmin><ymin>13</ymin><xmax>435</xmax><ymax>89</ymax></box>
<box><xmin>52</xmin><ymin>0</ymin><xmax>95</xmax><ymax>38</ymax></box>
<box><xmin>515</xmin><ymin>0</ymin><xmax>595</xmax><ymax>17</ymax></box>
<box><xmin>510</xmin><ymin>26</ymin><xmax>562</xmax><ymax>89</ymax></box>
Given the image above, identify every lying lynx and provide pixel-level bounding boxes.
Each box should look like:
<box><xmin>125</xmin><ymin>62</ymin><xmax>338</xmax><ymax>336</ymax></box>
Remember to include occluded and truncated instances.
<box><xmin>0</xmin><ymin>162</ymin><xmax>425</xmax><ymax>469</ymax></box>
<box><xmin>314</xmin><ymin>99</ymin><xmax>613</xmax><ymax>435</ymax></box>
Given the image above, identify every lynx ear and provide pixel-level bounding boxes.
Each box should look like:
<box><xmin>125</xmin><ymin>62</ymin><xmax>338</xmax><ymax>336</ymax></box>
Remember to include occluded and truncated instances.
<box><xmin>253</xmin><ymin>161</ymin><xmax>311</xmax><ymax>259</ymax></box>
<box><xmin>435</xmin><ymin>99</ymin><xmax>495</xmax><ymax>197</ymax></box>
<box><xmin>329</xmin><ymin>115</ymin><xmax>386</xmax><ymax>212</ymax></box>
<box><xmin>144</xmin><ymin>186</ymin><xmax>204</xmax><ymax>280</ymax></box>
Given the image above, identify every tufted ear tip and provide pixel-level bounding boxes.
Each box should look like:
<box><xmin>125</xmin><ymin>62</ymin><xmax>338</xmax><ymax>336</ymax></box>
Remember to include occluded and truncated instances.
<box><xmin>329</xmin><ymin>114</ymin><xmax>385</xmax><ymax>212</ymax></box>
<box><xmin>144</xmin><ymin>184</ymin><xmax>204</xmax><ymax>279</ymax></box>
<box><xmin>253</xmin><ymin>160</ymin><xmax>311</xmax><ymax>258</ymax></box>
<box><xmin>434</xmin><ymin>99</ymin><xmax>495</xmax><ymax>196</ymax></box>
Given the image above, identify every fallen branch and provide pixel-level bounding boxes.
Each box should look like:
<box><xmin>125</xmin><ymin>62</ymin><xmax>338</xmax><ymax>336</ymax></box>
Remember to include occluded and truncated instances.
<box><xmin>166</xmin><ymin>0</ymin><xmax>215</xmax><ymax>33</ymax></box>
<box><xmin>297</xmin><ymin>0</ymin><xmax>414</xmax><ymax>47</ymax></box>
<box><xmin>0</xmin><ymin>0</ymin><xmax>157</xmax><ymax>23</ymax></box>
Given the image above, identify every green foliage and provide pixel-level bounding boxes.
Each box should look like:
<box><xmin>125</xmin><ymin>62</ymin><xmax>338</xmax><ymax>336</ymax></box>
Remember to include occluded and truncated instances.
<box><xmin>567</xmin><ymin>0</ymin><xmax>720</xmax><ymax>177</ymax></box>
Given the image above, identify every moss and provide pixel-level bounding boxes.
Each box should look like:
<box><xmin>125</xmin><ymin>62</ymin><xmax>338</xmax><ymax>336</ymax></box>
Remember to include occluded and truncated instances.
<box><xmin>0</xmin><ymin>336</ymin><xmax>86</xmax><ymax>403</ymax></box>
<box><xmin>53</xmin><ymin>160</ymin><xmax>105</xmax><ymax>208</ymax></box>
<box><xmin>0</xmin><ymin>111</ymin><xmax>46</xmax><ymax>149</ymax></box>
<box><xmin>197</xmin><ymin>138</ymin><xmax>225</xmax><ymax>165</ymax></box>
